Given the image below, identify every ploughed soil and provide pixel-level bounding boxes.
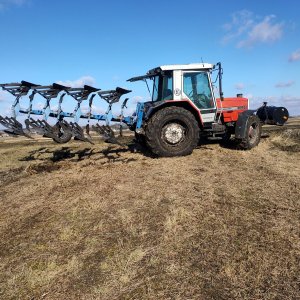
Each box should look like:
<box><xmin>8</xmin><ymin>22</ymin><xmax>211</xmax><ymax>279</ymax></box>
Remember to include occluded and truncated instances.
<box><xmin>0</xmin><ymin>118</ymin><xmax>300</xmax><ymax>300</ymax></box>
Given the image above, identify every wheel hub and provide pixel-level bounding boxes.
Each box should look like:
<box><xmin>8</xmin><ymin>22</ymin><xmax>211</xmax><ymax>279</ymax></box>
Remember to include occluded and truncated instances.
<box><xmin>163</xmin><ymin>123</ymin><xmax>185</xmax><ymax>144</ymax></box>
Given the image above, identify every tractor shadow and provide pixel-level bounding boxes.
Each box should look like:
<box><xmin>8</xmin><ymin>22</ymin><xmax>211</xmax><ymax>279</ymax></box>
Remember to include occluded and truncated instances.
<box><xmin>19</xmin><ymin>135</ymin><xmax>261</xmax><ymax>163</ymax></box>
<box><xmin>19</xmin><ymin>141</ymin><xmax>154</xmax><ymax>164</ymax></box>
<box><xmin>198</xmin><ymin>137</ymin><xmax>237</xmax><ymax>150</ymax></box>
<box><xmin>200</xmin><ymin>133</ymin><xmax>270</xmax><ymax>150</ymax></box>
<box><xmin>199</xmin><ymin>137</ymin><xmax>240</xmax><ymax>150</ymax></box>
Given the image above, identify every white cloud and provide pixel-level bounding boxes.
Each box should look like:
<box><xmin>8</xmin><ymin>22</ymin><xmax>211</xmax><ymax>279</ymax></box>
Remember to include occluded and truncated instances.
<box><xmin>288</xmin><ymin>49</ymin><xmax>300</xmax><ymax>62</ymax></box>
<box><xmin>222</xmin><ymin>10</ymin><xmax>254</xmax><ymax>44</ymax></box>
<box><xmin>90</xmin><ymin>105</ymin><xmax>105</xmax><ymax>114</ymax></box>
<box><xmin>131</xmin><ymin>95</ymin><xmax>144</xmax><ymax>104</ymax></box>
<box><xmin>4</xmin><ymin>107</ymin><xmax>12</xmax><ymax>114</ymax></box>
<box><xmin>0</xmin><ymin>90</ymin><xmax>14</xmax><ymax>103</ymax></box>
<box><xmin>244</xmin><ymin>93</ymin><xmax>254</xmax><ymax>100</ymax></box>
<box><xmin>222</xmin><ymin>11</ymin><xmax>284</xmax><ymax>48</ymax></box>
<box><xmin>56</xmin><ymin>76</ymin><xmax>96</xmax><ymax>88</ymax></box>
<box><xmin>0</xmin><ymin>90</ymin><xmax>7</xmax><ymax>102</ymax></box>
<box><xmin>234</xmin><ymin>83</ymin><xmax>245</xmax><ymax>90</ymax></box>
<box><xmin>119</xmin><ymin>95</ymin><xmax>145</xmax><ymax>115</ymax></box>
<box><xmin>0</xmin><ymin>0</ymin><xmax>28</xmax><ymax>10</ymax></box>
<box><xmin>275</xmin><ymin>80</ymin><xmax>295</xmax><ymax>88</ymax></box>
<box><xmin>238</xmin><ymin>16</ymin><xmax>283</xmax><ymax>48</ymax></box>
<box><xmin>36</xmin><ymin>102</ymin><xmax>44</xmax><ymax>110</ymax></box>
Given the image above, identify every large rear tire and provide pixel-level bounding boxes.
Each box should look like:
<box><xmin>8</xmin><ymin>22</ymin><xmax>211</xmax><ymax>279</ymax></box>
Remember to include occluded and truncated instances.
<box><xmin>237</xmin><ymin>115</ymin><xmax>262</xmax><ymax>150</ymax></box>
<box><xmin>145</xmin><ymin>107</ymin><xmax>199</xmax><ymax>157</ymax></box>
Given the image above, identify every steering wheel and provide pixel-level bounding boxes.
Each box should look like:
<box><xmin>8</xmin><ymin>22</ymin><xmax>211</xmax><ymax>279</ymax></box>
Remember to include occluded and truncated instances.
<box><xmin>188</xmin><ymin>90</ymin><xmax>194</xmax><ymax>98</ymax></box>
<box><xmin>197</xmin><ymin>94</ymin><xmax>211</xmax><ymax>108</ymax></box>
<box><xmin>198</xmin><ymin>93</ymin><xmax>208</xmax><ymax>101</ymax></box>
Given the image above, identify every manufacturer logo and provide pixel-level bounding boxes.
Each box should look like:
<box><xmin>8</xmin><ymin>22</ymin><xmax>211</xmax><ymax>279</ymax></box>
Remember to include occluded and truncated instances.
<box><xmin>174</xmin><ymin>88</ymin><xmax>181</xmax><ymax>96</ymax></box>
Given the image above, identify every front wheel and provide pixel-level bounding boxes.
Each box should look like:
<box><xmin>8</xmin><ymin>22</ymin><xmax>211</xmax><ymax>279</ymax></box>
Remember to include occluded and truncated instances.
<box><xmin>237</xmin><ymin>115</ymin><xmax>262</xmax><ymax>150</ymax></box>
<box><xmin>145</xmin><ymin>107</ymin><xmax>199</xmax><ymax>157</ymax></box>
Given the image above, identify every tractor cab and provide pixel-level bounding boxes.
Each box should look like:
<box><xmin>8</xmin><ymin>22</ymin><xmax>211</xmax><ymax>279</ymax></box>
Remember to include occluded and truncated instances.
<box><xmin>128</xmin><ymin>63</ymin><xmax>218</xmax><ymax>124</ymax></box>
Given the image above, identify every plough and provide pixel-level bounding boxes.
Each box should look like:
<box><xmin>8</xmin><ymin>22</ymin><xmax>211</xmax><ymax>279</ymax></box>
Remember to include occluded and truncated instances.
<box><xmin>0</xmin><ymin>81</ymin><xmax>132</xmax><ymax>144</ymax></box>
<box><xmin>0</xmin><ymin>62</ymin><xmax>289</xmax><ymax>156</ymax></box>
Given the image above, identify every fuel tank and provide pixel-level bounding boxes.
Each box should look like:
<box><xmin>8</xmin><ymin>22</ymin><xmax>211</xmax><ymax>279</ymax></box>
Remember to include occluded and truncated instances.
<box><xmin>216</xmin><ymin>96</ymin><xmax>249</xmax><ymax>122</ymax></box>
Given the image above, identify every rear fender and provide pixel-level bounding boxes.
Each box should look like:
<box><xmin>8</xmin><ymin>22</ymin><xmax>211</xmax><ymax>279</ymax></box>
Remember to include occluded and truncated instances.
<box><xmin>145</xmin><ymin>100</ymin><xmax>204</xmax><ymax>127</ymax></box>
<box><xmin>235</xmin><ymin>110</ymin><xmax>257</xmax><ymax>139</ymax></box>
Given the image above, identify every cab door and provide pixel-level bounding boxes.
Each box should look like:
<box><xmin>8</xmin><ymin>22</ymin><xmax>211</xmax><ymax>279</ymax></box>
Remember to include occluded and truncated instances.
<box><xmin>182</xmin><ymin>71</ymin><xmax>216</xmax><ymax>123</ymax></box>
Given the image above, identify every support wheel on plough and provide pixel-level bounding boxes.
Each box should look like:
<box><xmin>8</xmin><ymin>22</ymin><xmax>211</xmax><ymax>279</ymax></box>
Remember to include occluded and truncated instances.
<box><xmin>52</xmin><ymin>123</ymin><xmax>72</xmax><ymax>144</ymax></box>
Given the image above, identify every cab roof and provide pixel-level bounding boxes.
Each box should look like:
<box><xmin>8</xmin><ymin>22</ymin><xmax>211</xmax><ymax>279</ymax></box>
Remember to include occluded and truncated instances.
<box><xmin>128</xmin><ymin>63</ymin><xmax>215</xmax><ymax>82</ymax></box>
<box><xmin>152</xmin><ymin>63</ymin><xmax>214</xmax><ymax>72</ymax></box>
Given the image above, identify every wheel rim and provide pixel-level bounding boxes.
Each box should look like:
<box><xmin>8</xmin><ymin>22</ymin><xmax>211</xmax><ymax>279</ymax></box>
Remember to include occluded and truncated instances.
<box><xmin>162</xmin><ymin>123</ymin><xmax>186</xmax><ymax>145</ymax></box>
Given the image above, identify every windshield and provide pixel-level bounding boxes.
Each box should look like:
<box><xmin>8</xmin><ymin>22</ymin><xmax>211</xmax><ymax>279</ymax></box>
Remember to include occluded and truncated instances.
<box><xmin>152</xmin><ymin>72</ymin><xmax>173</xmax><ymax>102</ymax></box>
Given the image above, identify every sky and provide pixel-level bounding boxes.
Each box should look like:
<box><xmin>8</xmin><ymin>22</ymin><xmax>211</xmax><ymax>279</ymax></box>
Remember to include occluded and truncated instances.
<box><xmin>0</xmin><ymin>0</ymin><xmax>299</xmax><ymax>119</ymax></box>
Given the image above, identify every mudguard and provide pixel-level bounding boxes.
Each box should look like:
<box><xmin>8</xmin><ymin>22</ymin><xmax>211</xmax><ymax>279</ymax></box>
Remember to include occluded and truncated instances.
<box><xmin>235</xmin><ymin>110</ymin><xmax>257</xmax><ymax>139</ymax></box>
<box><xmin>143</xmin><ymin>99</ymin><xmax>204</xmax><ymax>127</ymax></box>
<box><xmin>144</xmin><ymin>100</ymin><xmax>166</xmax><ymax>119</ymax></box>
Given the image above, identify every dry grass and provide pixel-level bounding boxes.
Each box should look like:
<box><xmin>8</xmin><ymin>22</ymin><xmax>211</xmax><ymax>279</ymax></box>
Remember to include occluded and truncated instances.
<box><xmin>270</xmin><ymin>129</ymin><xmax>300</xmax><ymax>152</ymax></box>
<box><xmin>0</xmin><ymin>120</ymin><xmax>300</xmax><ymax>299</ymax></box>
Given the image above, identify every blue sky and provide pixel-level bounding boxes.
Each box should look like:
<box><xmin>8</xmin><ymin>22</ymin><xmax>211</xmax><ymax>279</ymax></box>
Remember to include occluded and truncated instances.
<box><xmin>0</xmin><ymin>0</ymin><xmax>299</xmax><ymax>118</ymax></box>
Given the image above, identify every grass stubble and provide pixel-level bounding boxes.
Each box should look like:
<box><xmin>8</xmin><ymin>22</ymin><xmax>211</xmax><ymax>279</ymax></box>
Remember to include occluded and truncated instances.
<box><xmin>0</xmin><ymin>120</ymin><xmax>299</xmax><ymax>299</ymax></box>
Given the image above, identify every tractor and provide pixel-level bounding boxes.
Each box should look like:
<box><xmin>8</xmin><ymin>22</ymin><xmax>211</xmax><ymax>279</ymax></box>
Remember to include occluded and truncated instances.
<box><xmin>0</xmin><ymin>62</ymin><xmax>289</xmax><ymax>157</ymax></box>
<box><xmin>127</xmin><ymin>62</ymin><xmax>289</xmax><ymax>156</ymax></box>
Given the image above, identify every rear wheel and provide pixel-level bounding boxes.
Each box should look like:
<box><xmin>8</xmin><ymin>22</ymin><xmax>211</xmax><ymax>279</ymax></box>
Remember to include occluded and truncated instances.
<box><xmin>237</xmin><ymin>115</ymin><xmax>262</xmax><ymax>149</ymax></box>
<box><xmin>145</xmin><ymin>107</ymin><xmax>199</xmax><ymax>157</ymax></box>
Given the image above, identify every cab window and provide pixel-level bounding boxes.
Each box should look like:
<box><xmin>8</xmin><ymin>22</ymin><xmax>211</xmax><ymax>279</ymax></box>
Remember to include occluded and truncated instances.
<box><xmin>183</xmin><ymin>72</ymin><xmax>214</xmax><ymax>109</ymax></box>
<box><xmin>152</xmin><ymin>72</ymin><xmax>173</xmax><ymax>102</ymax></box>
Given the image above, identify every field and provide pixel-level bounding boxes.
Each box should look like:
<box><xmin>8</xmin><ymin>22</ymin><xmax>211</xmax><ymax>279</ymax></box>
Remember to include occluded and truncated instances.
<box><xmin>0</xmin><ymin>118</ymin><xmax>300</xmax><ymax>300</ymax></box>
